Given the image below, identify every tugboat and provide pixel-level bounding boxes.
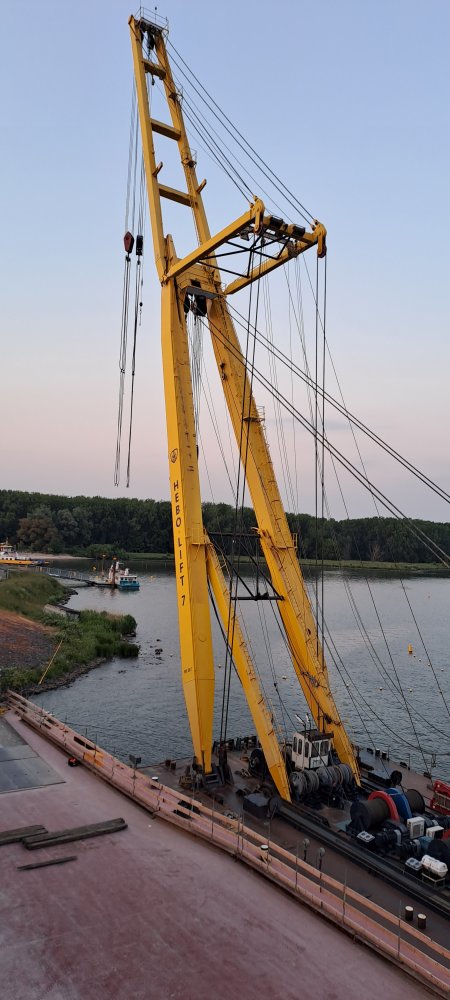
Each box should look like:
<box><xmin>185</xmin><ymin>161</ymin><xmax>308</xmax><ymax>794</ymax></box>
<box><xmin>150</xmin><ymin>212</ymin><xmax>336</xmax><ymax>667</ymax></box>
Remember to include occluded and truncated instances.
<box><xmin>107</xmin><ymin>558</ymin><xmax>140</xmax><ymax>591</ymax></box>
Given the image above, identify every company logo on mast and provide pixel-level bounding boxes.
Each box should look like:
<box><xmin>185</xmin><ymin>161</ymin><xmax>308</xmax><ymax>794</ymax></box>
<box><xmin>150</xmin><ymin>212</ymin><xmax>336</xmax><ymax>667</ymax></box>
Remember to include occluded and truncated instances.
<box><xmin>170</xmin><ymin>448</ymin><xmax>178</xmax><ymax>463</ymax></box>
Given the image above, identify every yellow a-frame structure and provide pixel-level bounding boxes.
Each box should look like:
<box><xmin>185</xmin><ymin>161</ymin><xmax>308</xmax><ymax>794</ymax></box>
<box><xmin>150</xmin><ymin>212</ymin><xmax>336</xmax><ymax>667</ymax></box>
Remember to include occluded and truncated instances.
<box><xmin>129</xmin><ymin>14</ymin><xmax>360</xmax><ymax>798</ymax></box>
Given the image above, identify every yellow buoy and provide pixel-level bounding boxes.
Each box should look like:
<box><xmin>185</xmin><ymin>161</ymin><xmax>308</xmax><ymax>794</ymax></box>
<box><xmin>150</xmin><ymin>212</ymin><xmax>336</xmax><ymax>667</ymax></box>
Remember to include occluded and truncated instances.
<box><xmin>408</xmin><ymin>644</ymin><xmax>413</xmax><ymax>655</ymax></box>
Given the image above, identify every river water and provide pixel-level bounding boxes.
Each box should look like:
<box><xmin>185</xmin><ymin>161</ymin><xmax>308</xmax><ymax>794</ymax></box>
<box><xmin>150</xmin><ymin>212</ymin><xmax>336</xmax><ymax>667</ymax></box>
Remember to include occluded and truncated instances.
<box><xmin>36</xmin><ymin>564</ymin><xmax>450</xmax><ymax>782</ymax></box>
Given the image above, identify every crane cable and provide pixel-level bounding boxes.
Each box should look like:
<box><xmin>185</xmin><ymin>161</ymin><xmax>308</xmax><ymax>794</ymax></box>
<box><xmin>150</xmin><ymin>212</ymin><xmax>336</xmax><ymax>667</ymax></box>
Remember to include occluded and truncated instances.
<box><xmin>220</xmin><ymin>241</ymin><xmax>263</xmax><ymax>747</ymax></box>
<box><xmin>126</xmin><ymin>159</ymin><xmax>146</xmax><ymax>487</ymax></box>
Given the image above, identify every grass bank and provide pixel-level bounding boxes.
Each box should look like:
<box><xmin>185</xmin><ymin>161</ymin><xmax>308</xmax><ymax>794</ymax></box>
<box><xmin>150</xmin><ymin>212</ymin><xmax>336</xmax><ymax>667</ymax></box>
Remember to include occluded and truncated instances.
<box><xmin>118</xmin><ymin>552</ymin><xmax>449</xmax><ymax>573</ymax></box>
<box><xmin>0</xmin><ymin>574</ymin><xmax>139</xmax><ymax>695</ymax></box>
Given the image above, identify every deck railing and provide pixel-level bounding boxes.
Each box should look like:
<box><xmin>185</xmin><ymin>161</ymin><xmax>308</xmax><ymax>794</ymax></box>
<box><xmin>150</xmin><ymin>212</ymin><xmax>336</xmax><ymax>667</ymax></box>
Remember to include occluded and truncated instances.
<box><xmin>7</xmin><ymin>690</ymin><xmax>450</xmax><ymax>999</ymax></box>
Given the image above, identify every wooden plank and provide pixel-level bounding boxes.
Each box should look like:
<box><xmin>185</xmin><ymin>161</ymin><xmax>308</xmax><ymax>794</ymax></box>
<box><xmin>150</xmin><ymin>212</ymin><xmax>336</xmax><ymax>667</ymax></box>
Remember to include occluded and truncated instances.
<box><xmin>17</xmin><ymin>855</ymin><xmax>77</xmax><ymax>871</ymax></box>
<box><xmin>0</xmin><ymin>825</ymin><xmax>47</xmax><ymax>846</ymax></box>
<box><xmin>23</xmin><ymin>817</ymin><xmax>127</xmax><ymax>850</ymax></box>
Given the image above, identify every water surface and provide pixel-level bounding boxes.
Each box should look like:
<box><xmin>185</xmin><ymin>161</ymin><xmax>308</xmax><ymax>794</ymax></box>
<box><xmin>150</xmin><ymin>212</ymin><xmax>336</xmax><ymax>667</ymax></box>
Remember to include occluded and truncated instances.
<box><xmin>37</xmin><ymin>564</ymin><xmax>450</xmax><ymax>781</ymax></box>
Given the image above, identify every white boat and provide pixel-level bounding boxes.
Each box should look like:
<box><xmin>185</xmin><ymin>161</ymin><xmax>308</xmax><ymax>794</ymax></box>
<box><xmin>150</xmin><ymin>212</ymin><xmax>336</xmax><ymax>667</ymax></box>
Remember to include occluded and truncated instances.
<box><xmin>107</xmin><ymin>560</ymin><xmax>140</xmax><ymax>591</ymax></box>
<box><xmin>0</xmin><ymin>541</ymin><xmax>47</xmax><ymax>567</ymax></box>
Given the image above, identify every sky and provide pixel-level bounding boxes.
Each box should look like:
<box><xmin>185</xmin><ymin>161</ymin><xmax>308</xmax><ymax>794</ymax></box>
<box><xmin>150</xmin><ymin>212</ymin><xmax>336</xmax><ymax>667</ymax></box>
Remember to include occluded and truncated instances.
<box><xmin>1</xmin><ymin>0</ymin><xmax>450</xmax><ymax>522</ymax></box>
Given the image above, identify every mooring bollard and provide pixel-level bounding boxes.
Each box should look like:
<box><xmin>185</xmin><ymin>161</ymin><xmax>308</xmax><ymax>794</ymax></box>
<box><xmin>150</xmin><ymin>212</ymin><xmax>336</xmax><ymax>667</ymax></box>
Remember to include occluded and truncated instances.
<box><xmin>404</xmin><ymin>905</ymin><xmax>414</xmax><ymax>923</ymax></box>
<box><xmin>260</xmin><ymin>843</ymin><xmax>269</xmax><ymax>863</ymax></box>
<box><xmin>417</xmin><ymin>913</ymin><xmax>427</xmax><ymax>931</ymax></box>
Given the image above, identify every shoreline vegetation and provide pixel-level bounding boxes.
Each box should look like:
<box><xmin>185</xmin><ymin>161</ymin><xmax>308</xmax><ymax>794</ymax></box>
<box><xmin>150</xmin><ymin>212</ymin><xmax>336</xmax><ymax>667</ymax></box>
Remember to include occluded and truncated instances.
<box><xmin>0</xmin><ymin>575</ymin><xmax>138</xmax><ymax>698</ymax></box>
<box><xmin>1</xmin><ymin>488</ymin><xmax>449</xmax><ymax>567</ymax></box>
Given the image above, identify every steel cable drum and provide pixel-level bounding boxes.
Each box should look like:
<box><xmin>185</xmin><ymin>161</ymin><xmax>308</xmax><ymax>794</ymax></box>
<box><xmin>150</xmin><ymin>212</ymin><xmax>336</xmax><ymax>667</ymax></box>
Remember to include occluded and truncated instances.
<box><xmin>350</xmin><ymin>796</ymin><xmax>392</xmax><ymax>831</ymax></box>
<box><xmin>304</xmin><ymin>769</ymin><xmax>320</xmax><ymax>795</ymax></box>
<box><xmin>339</xmin><ymin>763</ymin><xmax>353</xmax><ymax>785</ymax></box>
<box><xmin>317</xmin><ymin>765</ymin><xmax>332</xmax><ymax>787</ymax></box>
<box><xmin>405</xmin><ymin>788</ymin><xmax>425</xmax><ymax>814</ymax></box>
<box><xmin>330</xmin><ymin>765</ymin><xmax>343</xmax><ymax>788</ymax></box>
<box><xmin>290</xmin><ymin>770</ymin><xmax>307</xmax><ymax>798</ymax></box>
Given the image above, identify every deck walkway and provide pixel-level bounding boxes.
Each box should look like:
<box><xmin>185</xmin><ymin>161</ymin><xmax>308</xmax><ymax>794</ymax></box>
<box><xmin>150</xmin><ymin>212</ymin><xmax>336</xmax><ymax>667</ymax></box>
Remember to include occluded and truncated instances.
<box><xmin>4</xmin><ymin>692</ymin><xmax>450</xmax><ymax>999</ymax></box>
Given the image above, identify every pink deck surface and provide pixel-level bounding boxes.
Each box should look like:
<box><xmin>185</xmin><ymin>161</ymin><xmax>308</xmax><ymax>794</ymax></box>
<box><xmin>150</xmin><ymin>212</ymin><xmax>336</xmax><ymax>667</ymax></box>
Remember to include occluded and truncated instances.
<box><xmin>0</xmin><ymin>712</ymin><xmax>431</xmax><ymax>1000</ymax></box>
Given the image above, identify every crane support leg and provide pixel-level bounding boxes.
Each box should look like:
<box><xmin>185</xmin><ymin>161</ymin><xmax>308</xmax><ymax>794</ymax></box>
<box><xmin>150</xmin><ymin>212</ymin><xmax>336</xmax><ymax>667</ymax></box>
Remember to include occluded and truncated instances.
<box><xmin>161</xmin><ymin>279</ymin><xmax>215</xmax><ymax>773</ymax></box>
<box><xmin>207</xmin><ymin>296</ymin><xmax>360</xmax><ymax>782</ymax></box>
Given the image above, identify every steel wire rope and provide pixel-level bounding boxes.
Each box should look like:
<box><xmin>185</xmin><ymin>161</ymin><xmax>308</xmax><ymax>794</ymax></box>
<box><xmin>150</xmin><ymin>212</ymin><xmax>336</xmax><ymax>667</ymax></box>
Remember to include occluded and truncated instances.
<box><xmin>230</xmin><ymin>284</ymin><xmax>450</xmax><ymax>732</ymax></box>
<box><xmin>179</xmin><ymin>102</ymin><xmax>251</xmax><ymax>201</ymax></box>
<box><xmin>297</xmin><ymin>259</ymin><xmax>450</xmax><ymax>725</ymax></box>
<box><xmin>167</xmin><ymin>40</ymin><xmax>315</xmax><ymax>225</ymax></box>
<box><xmin>259</xmin><ymin>277</ymin><xmax>309</xmax><ymax>741</ymax></box>
<box><xmin>227</xmin><ymin>293</ymin><xmax>450</xmax><ymax>507</ymax></box>
<box><xmin>114</xmin><ymin>252</ymin><xmax>132</xmax><ymax>486</ymax></box>
<box><xmin>262</xmin><ymin>277</ymin><xmax>296</xmax><ymax>511</ymax></box>
<box><xmin>220</xmin><ymin>243</ymin><xmax>264</xmax><ymax>747</ymax></box>
<box><xmin>195</xmin><ymin>397</ymin><xmax>285</xmax><ymax>755</ymax></box>
<box><xmin>190</xmin><ymin>323</ymin><xmax>237</xmax><ymax>498</ymax></box>
<box><xmin>206</xmin><ymin>304</ymin><xmax>450</xmax><ymax>744</ymax></box>
<box><xmin>151</xmin><ymin>77</ymin><xmax>249</xmax><ymax>204</ymax></box>
<box><xmin>322</xmin><ymin>625</ymin><xmax>439</xmax><ymax>761</ymax></box>
<box><xmin>207</xmin><ymin>300</ymin><xmax>335</xmax><ymax>741</ymax></box>
<box><xmin>269</xmin><ymin>594</ymin><xmax>376</xmax><ymax>759</ymax></box>
<box><xmin>115</xmin><ymin>82</ymin><xmax>141</xmax><ymax>486</ymax></box>
<box><xmin>300</xmin><ymin>252</ymin><xmax>450</xmax><ymax>507</ymax></box>
<box><xmin>180</xmin><ymin>99</ymin><xmax>254</xmax><ymax>201</ymax></box>
<box><xmin>152</xmin><ymin>46</ymin><xmax>450</xmax><ymax>755</ymax></box>
<box><xmin>174</xmin><ymin>83</ymin><xmax>302</xmax><ymax>222</ymax></box>
<box><xmin>296</xmin><ymin>415</ymin><xmax>450</xmax><ymax>747</ymax></box>
<box><xmin>219</xmin><ymin>272</ymin><xmax>256</xmax><ymax>747</ymax></box>
<box><xmin>314</xmin><ymin>255</ymin><xmax>320</xmax><ymax>651</ymax></box>
<box><xmin>248</xmin><ymin>277</ymin><xmax>293</xmax><ymax>739</ymax></box>
<box><xmin>322</xmin><ymin>441</ymin><xmax>450</xmax><ymax>740</ymax></box>
<box><xmin>287</xmin><ymin>262</ymin><xmax>300</xmax><ymax>513</ymax></box>
<box><xmin>125</xmin><ymin>83</ymin><xmax>137</xmax><ymax>232</ymax></box>
<box><xmin>207</xmin><ymin>300</ymin><xmax>450</xmax><ymax>676</ymax></box>
<box><xmin>207</xmin><ymin>309</ymin><xmax>450</xmax><ymax>749</ymax></box>
<box><xmin>126</xmin><ymin>157</ymin><xmax>146</xmax><ymax>487</ymax></box>
<box><xmin>320</xmin><ymin>258</ymin><xmax>327</xmax><ymax>662</ymax></box>
<box><xmin>293</xmin><ymin>409</ymin><xmax>450</xmax><ymax>749</ymax></box>
<box><xmin>193</xmin><ymin>343</ymin><xmax>287</xmax><ymax>746</ymax></box>
<box><xmin>264</xmin><ymin>529</ymin><xmax>435</xmax><ymax>768</ymax></box>
<box><xmin>210</xmin><ymin>308</ymin><xmax>450</xmax><ymax>566</ymax></box>
<box><xmin>214</xmin><ymin>296</ymin><xmax>450</xmax><ymax>752</ymax></box>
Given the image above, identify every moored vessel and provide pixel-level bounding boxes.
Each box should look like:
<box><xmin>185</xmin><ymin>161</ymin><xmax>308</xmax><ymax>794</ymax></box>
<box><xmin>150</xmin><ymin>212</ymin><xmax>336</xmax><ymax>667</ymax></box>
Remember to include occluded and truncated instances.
<box><xmin>107</xmin><ymin>558</ymin><xmax>140</xmax><ymax>591</ymax></box>
<box><xmin>0</xmin><ymin>540</ymin><xmax>47</xmax><ymax>567</ymax></box>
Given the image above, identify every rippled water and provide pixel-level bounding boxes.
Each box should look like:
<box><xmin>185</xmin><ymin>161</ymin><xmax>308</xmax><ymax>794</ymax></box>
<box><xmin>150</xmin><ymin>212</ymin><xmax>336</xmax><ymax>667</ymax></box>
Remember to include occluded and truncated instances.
<box><xmin>37</xmin><ymin>564</ymin><xmax>450</xmax><ymax>782</ymax></box>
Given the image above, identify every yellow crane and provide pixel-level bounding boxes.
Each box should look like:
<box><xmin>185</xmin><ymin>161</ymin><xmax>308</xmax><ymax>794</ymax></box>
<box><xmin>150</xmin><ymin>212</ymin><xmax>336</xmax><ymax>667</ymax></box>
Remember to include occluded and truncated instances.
<box><xmin>129</xmin><ymin>13</ymin><xmax>360</xmax><ymax>798</ymax></box>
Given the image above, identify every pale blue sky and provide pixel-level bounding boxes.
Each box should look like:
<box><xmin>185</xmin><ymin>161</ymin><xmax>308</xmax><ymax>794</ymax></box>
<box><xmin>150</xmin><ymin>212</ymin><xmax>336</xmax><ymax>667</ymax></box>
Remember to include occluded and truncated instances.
<box><xmin>1</xmin><ymin>0</ymin><xmax>449</xmax><ymax>522</ymax></box>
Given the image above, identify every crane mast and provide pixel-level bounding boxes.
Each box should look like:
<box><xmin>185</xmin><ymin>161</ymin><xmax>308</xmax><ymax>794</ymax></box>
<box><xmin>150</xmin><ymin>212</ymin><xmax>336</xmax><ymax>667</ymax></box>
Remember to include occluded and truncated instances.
<box><xmin>129</xmin><ymin>13</ymin><xmax>360</xmax><ymax>791</ymax></box>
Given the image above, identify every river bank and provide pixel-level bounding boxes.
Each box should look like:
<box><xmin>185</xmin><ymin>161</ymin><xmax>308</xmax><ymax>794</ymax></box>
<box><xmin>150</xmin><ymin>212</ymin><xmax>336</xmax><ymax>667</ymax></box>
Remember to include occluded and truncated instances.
<box><xmin>0</xmin><ymin>574</ymin><xmax>138</xmax><ymax>697</ymax></box>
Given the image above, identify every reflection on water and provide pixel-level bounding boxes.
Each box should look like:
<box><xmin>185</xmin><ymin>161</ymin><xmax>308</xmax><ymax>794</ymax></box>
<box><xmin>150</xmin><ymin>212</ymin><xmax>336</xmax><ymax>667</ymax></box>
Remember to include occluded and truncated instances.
<box><xmin>37</xmin><ymin>564</ymin><xmax>450</xmax><ymax>781</ymax></box>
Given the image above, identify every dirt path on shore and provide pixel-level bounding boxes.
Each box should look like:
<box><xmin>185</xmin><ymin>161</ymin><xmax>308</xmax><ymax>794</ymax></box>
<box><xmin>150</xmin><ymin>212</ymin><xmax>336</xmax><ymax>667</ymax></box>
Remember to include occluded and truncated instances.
<box><xmin>0</xmin><ymin>610</ymin><xmax>56</xmax><ymax>669</ymax></box>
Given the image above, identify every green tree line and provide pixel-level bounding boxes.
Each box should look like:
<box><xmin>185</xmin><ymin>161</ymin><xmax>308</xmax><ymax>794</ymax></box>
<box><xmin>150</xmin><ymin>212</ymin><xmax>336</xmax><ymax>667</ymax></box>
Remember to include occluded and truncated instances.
<box><xmin>0</xmin><ymin>489</ymin><xmax>449</xmax><ymax>564</ymax></box>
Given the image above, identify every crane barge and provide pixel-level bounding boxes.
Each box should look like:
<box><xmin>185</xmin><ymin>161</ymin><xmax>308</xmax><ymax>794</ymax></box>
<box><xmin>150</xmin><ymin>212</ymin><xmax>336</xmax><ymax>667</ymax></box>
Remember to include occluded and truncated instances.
<box><xmin>128</xmin><ymin>11</ymin><xmax>450</xmax><ymax>908</ymax></box>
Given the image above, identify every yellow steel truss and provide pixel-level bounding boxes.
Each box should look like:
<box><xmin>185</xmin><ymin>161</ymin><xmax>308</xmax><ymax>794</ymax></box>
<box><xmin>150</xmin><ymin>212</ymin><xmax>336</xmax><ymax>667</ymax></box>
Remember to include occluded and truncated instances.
<box><xmin>129</xmin><ymin>14</ymin><xmax>360</xmax><ymax>788</ymax></box>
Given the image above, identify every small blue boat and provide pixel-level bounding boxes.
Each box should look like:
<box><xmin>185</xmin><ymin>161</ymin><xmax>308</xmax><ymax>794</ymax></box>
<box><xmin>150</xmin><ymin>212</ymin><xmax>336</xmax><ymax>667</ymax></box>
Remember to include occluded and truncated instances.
<box><xmin>108</xmin><ymin>560</ymin><xmax>140</xmax><ymax>591</ymax></box>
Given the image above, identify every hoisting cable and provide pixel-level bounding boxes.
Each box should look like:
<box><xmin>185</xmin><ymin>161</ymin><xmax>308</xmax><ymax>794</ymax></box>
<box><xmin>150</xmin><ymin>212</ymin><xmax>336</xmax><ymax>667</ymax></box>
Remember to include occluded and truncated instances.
<box><xmin>213</xmin><ymin>299</ymin><xmax>450</xmax><ymax>752</ymax></box>
<box><xmin>206</xmin><ymin>312</ymin><xmax>450</xmax><ymax>567</ymax></box>
<box><xmin>114</xmin><ymin>236</ymin><xmax>133</xmax><ymax>486</ymax></box>
<box><xmin>126</xmin><ymin>159</ymin><xmax>145</xmax><ymax>487</ymax></box>
<box><xmin>320</xmin><ymin>256</ymin><xmax>327</xmax><ymax>666</ymax></box>
<box><xmin>227</xmin><ymin>297</ymin><xmax>450</xmax><ymax>507</ymax></box>
<box><xmin>115</xmin><ymin>83</ymin><xmax>139</xmax><ymax>487</ymax></box>
<box><xmin>167</xmin><ymin>40</ymin><xmax>315</xmax><ymax>225</ymax></box>
<box><xmin>314</xmin><ymin>254</ymin><xmax>320</xmax><ymax>652</ymax></box>
<box><xmin>296</xmin><ymin>256</ymin><xmax>450</xmax><ymax>725</ymax></box>
<box><xmin>220</xmin><ymin>242</ymin><xmax>264</xmax><ymax>748</ymax></box>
